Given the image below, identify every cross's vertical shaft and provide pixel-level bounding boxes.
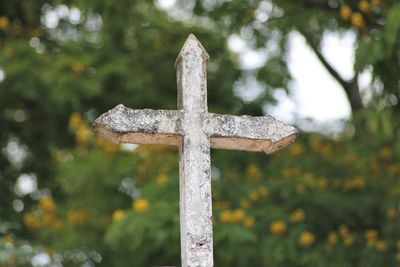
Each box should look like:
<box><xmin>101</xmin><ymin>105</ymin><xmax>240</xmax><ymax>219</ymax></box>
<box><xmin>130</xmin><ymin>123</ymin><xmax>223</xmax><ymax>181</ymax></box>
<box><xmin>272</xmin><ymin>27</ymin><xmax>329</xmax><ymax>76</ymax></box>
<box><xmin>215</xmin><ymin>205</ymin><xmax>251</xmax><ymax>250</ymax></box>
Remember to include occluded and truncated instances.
<box><xmin>176</xmin><ymin>35</ymin><xmax>213</xmax><ymax>267</ymax></box>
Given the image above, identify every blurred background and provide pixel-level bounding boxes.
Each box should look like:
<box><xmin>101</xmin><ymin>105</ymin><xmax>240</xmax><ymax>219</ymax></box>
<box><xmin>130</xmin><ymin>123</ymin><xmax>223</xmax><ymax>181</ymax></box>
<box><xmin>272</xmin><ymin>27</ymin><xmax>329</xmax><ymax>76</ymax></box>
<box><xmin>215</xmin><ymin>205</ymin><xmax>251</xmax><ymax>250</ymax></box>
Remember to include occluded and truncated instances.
<box><xmin>0</xmin><ymin>0</ymin><xmax>399</xmax><ymax>266</ymax></box>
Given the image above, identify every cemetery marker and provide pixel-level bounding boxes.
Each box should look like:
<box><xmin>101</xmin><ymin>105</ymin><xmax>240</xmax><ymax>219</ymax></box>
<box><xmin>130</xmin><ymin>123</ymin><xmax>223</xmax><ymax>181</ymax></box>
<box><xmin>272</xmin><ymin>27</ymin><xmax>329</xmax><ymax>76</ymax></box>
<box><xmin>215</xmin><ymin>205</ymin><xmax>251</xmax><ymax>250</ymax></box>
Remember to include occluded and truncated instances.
<box><xmin>92</xmin><ymin>34</ymin><xmax>298</xmax><ymax>267</ymax></box>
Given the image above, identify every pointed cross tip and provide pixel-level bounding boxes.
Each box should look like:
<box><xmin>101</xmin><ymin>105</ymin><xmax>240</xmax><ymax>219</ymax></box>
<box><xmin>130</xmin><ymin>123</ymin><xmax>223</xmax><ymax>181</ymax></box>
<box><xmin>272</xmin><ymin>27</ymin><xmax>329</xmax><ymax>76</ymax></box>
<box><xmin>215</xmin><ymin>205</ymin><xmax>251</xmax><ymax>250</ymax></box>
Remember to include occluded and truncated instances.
<box><xmin>175</xmin><ymin>33</ymin><xmax>210</xmax><ymax>67</ymax></box>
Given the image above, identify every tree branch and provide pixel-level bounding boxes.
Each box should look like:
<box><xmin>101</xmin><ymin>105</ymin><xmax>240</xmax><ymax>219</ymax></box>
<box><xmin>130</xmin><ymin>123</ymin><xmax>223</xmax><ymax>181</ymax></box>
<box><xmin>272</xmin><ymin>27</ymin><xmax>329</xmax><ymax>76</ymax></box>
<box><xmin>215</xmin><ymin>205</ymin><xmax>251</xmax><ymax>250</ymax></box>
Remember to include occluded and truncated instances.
<box><xmin>298</xmin><ymin>30</ymin><xmax>348</xmax><ymax>89</ymax></box>
<box><xmin>297</xmin><ymin>29</ymin><xmax>364</xmax><ymax>115</ymax></box>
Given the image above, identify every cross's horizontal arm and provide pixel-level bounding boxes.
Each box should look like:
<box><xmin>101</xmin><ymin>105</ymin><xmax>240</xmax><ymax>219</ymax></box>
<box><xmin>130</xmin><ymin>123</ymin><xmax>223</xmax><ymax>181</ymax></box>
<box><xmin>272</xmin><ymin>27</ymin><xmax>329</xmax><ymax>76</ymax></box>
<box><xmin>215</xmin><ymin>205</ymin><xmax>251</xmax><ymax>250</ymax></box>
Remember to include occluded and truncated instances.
<box><xmin>206</xmin><ymin>113</ymin><xmax>298</xmax><ymax>154</ymax></box>
<box><xmin>92</xmin><ymin>104</ymin><xmax>181</xmax><ymax>146</ymax></box>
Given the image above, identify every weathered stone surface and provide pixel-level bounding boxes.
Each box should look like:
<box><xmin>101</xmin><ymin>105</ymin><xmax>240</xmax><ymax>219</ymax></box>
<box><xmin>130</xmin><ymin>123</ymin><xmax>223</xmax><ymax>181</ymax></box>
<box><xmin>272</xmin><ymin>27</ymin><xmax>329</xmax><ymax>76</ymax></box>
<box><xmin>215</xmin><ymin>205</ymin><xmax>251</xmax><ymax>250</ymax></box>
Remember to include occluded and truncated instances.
<box><xmin>207</xmin><ymin>113</ymin><xmax>297</xmax><ymax>153</ymax></box>
<box><xmin>92</xmin><ymin>105</ymin><xmax>297</xmax><ymax>154</ymax></box>
<box><xmin>175</xmin><ymin>34</ymin><xmax>209</xmax><ymax>113</ymax></box>
<box><xmin>176</xmin><ymin>34</ymin><xmax>213</xmax><ymax>267</ymax></box>
<box><xmin>92</xmin><ymin>104</ymin><xmax>181</xmax><ymax>146</ymax></box>
<box><xmin>92</xmin><ymin>34</ymin><xmax>298</xmax><ymax>267</ymax></box>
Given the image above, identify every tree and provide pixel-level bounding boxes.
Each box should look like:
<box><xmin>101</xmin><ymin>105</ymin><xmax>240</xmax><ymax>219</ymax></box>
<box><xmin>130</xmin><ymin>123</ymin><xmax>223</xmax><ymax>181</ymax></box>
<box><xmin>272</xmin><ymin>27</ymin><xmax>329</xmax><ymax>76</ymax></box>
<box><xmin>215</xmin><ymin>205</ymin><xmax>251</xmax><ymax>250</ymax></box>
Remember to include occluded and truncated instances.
<box><xmin>186</xmin><ymin>0</ymin><xmax>399</xmax><ymax>122</ymax></box>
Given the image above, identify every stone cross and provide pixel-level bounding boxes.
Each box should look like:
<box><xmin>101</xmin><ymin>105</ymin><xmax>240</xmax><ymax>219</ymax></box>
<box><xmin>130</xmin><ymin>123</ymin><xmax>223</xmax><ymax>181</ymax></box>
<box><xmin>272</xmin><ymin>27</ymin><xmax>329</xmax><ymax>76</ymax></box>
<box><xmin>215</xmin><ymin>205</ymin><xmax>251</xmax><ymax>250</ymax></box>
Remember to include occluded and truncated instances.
<box><xmin>92</xmin><ymin>34</ymin><xmax>298</xmax><ymax>267</ymax></box>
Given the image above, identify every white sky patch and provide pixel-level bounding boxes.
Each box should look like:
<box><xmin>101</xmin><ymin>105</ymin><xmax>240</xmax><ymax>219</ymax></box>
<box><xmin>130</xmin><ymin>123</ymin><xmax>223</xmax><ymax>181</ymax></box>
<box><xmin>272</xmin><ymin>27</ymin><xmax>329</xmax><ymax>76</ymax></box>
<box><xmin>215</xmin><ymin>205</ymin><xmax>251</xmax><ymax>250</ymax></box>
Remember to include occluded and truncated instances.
<box><xmin>156</xmin><ymin>0</ymin><xmax>176</xmax><ymax>10</ymax></box>
<box><xmin>359</xmin><ymin>70</ymin><xmax>372</xmax><ymax>90</ymax></box>
<box><xmin>3</xmin><ymin>139</ymin><xmax>28</xmax><ymax>167</ymax></box>
<box><xmin>322</xmin><ymin>32</ymin><xmax>355</xmax><ymax>80</ymax></box>
<box><xmin>0</xmin><ymin>68</ymin><xmax>5</xmax><ymax>82</ymax></box>
<box><xmin>241</xmin><ymin>50</ymin><xmax>267</xmax><ymax>69</ymax></box>
<box><xmin>228</xmin><ymin>35</ymin><xmax>247</xmax><ymax>53</ymax></box>
<box><xmin>55</xmin><ymin>5</ymin><xmax>69</xmax><ymax>19</ymax></box>
<box><xmin>255</xmin><ymin>1</ymin><xmax>273</xmax><ymax>23</ymax></box>
<box><xmin>69</xmin><ymin>7</ymin><xmax>82</xmax><ymax>25</ymax></box>
<box><xmin>13</xmin><ymin>199</ymin><xmax>24</xmax><ymax>212</ymax></box>
<box><xmin>32</xmin><ymin>253</ymin><xmax>51</xmax><ymax>266</ymax></box>
<box><xmin>267</xmin><ymin>32</ymin><xmax>354</xmax><ymax>123</ymax></box>
<box><xmin>43</xmin><ymin>10</ymin><xmax>59</xmax><ymax>29</ymax></box>
<box><xmin>234</xmin><ymin>74</ymin><xmax>265</xmax><ymax>103</ymax></box>
<box><xmin>29</xmin><ymin>37</ymin><xmax>40</xmax><ymax>48</ymax></box>
<box><xmin>15</xmin><ymin>173</ymin><xmax>37</xmax><ymax>196</ymax></box>
<box><xmin>120</xmin><ymin>143</ymin><xmax>138</xmax><ymax>151</ymax></box>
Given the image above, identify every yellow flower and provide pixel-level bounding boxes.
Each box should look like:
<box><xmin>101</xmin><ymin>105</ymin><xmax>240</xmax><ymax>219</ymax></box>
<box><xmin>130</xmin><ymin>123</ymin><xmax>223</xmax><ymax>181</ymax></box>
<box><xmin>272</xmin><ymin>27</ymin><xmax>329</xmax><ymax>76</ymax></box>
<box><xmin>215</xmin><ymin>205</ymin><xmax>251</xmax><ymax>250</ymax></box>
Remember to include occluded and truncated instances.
<box><xmin>396</xmin><ymin>240</ymin><xmax>400</xmax><ymax>250</ymax></box>
<box><xmin>389</xmin><ymin>187</ymin><xmax>400</xmax><ymax>197</ymax></box>
<box><xmin>288</xmin><ymin>143</ymin><xmax>303</xmax><ymax>156</ymax></box>
<box><xmin>72</xmin><ymin>62</ymin><xmax>85</xmax><ymax>75</ymax></box>
<box><xmin>0</xmin><ymin>16</ymin><xmax>10</xmax><ymax>30</ymax></box>
<box><xmin>270</xmin><ymin>220</ymin><xmax>286</xmax><ymax>236</ymax></box>
<box><xmin>226</xmin><ymin>172</ymin><xmax>238</xmax><ymax>182</ymax></box>
<box><xmin>340</xmin><ymin>5</ymin><xmax>352</xmax><ymax>21</ymax></box>
<box><xmin>304</xmin><ymin>174</ymin><xmax>314</xmax><ymax>187</ymax></box>
<box><xmin>282</xmin><ymin>167</ymin><xmax>301</xmax><ymax>178</ymax></box>
<box><xmin>133</xmin><ymin>198</ymin><xmax>149</xmax><ymax>213</ymax></box>
<box><xmin>388</xmin><ymin>165</ymin><xmax>399</xmax><ymax>177</ymax></box>
<box><xmin>317</xmin><ymin>178</ymin><xmax>327</xmax><ymax>191</ymax></box>
<box><xmin>365</xmin><ymin>229</ymin><xmax>378</xmax><ymax>241</ymax></box>
<box><xmin>156</xmin><ymin>174</ymin><xmax>168</xmax><ymax>185</ymax></box>
<box><xmin>295</xmin><ymin>184</ymin><xmax>306</xmax><ymax>193</ymax></box>
<box><xmin>220</xmin><ymin>210</ymin><xmax>233</xmax><ymax>223</ymax></box>
<box><xmin>396</xmin><ymin>252</ymin><xmax>400</xmax><ymax>263</ymax></box>
<box><xmin>214</xmin><ymin>201</ymin><xmax>230</xmax><ymax>211</ymax></box>
<box><xmin>282</xmin><ymin>168</ymin><xmax>292</xmax><ymax>177</ymax></box>
<box><xmin>310</xmin><ymin>137</ymin><xmax>327</xmax><ymax>151</ymax></box>
<box><xmin>76</xmin><ymin>125</ymin><xmax>92</xmax><ymax>145</ymax></box>
<box><xmin>246</xmin><ymin>163</ymin><xmax>262</xmax><ymax>181</ymax></box>
<box><xmin>3</xmin><ymin>234</ymin><xmax>14</xmax><ymax>244</ymax></box>
<box><xmin>343</xmin><ymin>154</ymin><xmax>357</xmax><ymax>165</ymax></box>
<box><xmin>343</xmin><ymin>235</ymin><xmax>355</xmax><ymax>247</ymax></box>
<box><xmin>333</xmin><ymin>178</ymin><xmax>342</xmax><ymax>188</ymax></box>
<box><xmin>41</xmin><ymin>214</ymin><xmax>51</xmax><ymax>226</ymax></box>
<box><xmin>219</xmin><ymin>209</ymin><xmax>246</xmax><ymax>223</ymax></box>
<box><xmin>339</xmin><ymin>225</ymin><xmax>349</xmax><ymax>237</ymax></box>
<box><xmin>343</xmin><ymin>176</ymin><xmax>366</xmax><ymax>191</ymax></box>
<box><xmin>31</xmin><ymin>27</ymin><xmax>44</xmax><ymax>38</ymax></box>
<box><xmin>232</xmin><ymin>209</ymin><xmax>245</xmax><ymax>222</ymax></box>
<box><xmin>367</xmin><ymin>239</ymin><xmax>377</xmax><ymax>248</ymax></box>
<box><xmin>249</xmin><ymin>191</ymin><xmax>259</xmax><ymax>202</ymax></box>
<box><xmin>351</xmin><ymin>13</ymin><xmax>365</xmax><ymax>29</ymax></box>
<box><xmin>369</xmin><ymin>161</ymin><xmax>378</xmax><ymax>174</ymax></box>
<box><xmin>67</xmin><ymin>210</ymin><xmax>89</xmax><ymax>226</ymax></box>
<box><xmin>379</xmin><ymin>147</ymin><xmax>392</xmax><ymax>160</ymax></box>
<box><xmin>386</xmin><ymin>207</ymin><xmax>398</xmax><ymax>219</ymax></box>
<box><xmin>372</xmin><ymin>0</ymin><xmax>383</xmax><ymax>6</ymax></box>
<box><xmin>327</xmin><ymin>232</ymin><xmax>338</xmax><ymax>245</ymax></box>
<box><xmin>299</xmin><ymin>231</ymin><xmax>315</xmax><ymax>247</ymax></box>
<box><xmin>353</xmin><ymin>176</ymin><xmax>366</xmax><ymax>189</ymax></box>
<box><xmin>49</xmin><ymin>219</ymin><xmax>62</xmax><ymax>230</ymax></box>
<box><xmin>243</xmin><ymin>217</ymin><xmax>255</xmax><ymax>229</ymax></box>
<box><xmin>69</xmin><ymin>112</ymin><xmax>83</xmax><ymax>130</ymax></box>
<box><xmin>375</xmin><ymin>240</ymin><xmax>388</xmax><ymax>252</ymax></box>
<box><xmin>39</xmin><ymin>196</ymin><xmax>55</xmax><ymax>213</ymax></box>
<box><xmin>96</xmin><ymin>137</ymin><xmax>119</xmax><ymax>155</ymax></box>
<box><xmin>24</xmin><ymin>212</ymin><xmax>41</xmax><ymax>230</ymax></box>
<box><xmin>290</xmin><ymin>209</ymin><xmax>305</xmax><ymax>223</ymax></box>
<box><xmin>359</xmin><ymin>0</ymin><xmax>371</xmax><ymax>13</ymax></box>
<box><xmin>240</xmin><ymin>198</ymin><xmax>250</xmax><ymax>209</ymax></box>
<box><xmin>320</xmin><ymin>144</ymin><xmax>333</xmax><ymax>158</ymax></box>
<box><xmin>12</xmin><ymin>23</ymin><xmax>22</xmax><ymax>37</ymax></box>
<box><xmin>112</xmin><ymin>209</ymin><xmax>125</xmax><ymax>222</ymax></box>
<box><xmin>4</xmin><ymin>47</ymin><xmax>15</xmax><ymax>58</ymax></box>
<box><xmin>259</xmin><ymin>186</ymin><xmax>269</xmax><ymax>197</ymax></box>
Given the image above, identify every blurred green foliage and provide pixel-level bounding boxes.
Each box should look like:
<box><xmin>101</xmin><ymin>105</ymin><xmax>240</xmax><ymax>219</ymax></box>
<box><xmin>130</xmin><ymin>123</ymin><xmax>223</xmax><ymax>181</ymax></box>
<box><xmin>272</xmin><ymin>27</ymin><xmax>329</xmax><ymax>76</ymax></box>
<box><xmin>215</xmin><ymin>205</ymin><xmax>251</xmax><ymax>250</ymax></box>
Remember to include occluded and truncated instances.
<box><xmin>0</xmin><ymin>0</ymin><xmax>399</xmax><ymax>266</ymax></box>
<box><xmin>18</xmin><ymin>118</ymin><xmax>400</xmax><ymax>267</ymax></box>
